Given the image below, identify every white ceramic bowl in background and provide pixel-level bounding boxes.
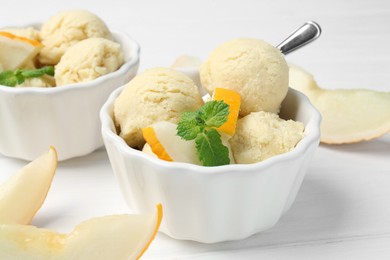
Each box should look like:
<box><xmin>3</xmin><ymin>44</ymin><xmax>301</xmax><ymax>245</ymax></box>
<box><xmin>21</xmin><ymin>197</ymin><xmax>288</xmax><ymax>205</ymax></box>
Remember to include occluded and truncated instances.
<box><xmin>0</xmin><ymin>30</ymin><xmax>140</xmax><ymax>161</ymax></box>
<box><xmin>101</xmin><ymin>75</ymin><xmax>321</xmax><ymax>243</ymax></box>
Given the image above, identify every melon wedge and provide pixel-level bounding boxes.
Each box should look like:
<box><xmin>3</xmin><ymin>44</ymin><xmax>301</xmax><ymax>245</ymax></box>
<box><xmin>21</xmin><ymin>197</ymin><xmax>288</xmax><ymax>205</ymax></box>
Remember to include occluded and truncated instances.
<box><xmin>289</xmin><ymin>64</ymin><xmax>390</xmax><ymax>144</ymax></box>
<box><xmin>0</xmin><ymin>31</ymin><xmax>42</xmax><ymax>70</ymax></box>
<box><xmin>0</xmin><ymin>147</ymin><xmax>57</xmax><ymax>224</ymax></box>
<box><xmin>142</xmin><ymin>121</ymin><xmax>235</xmax><ymax>164</ymax></box>
<box><xmin>142</xmin><ymin>121</ymin><xmax>201</xmax><ymax>164</ymax></box>
<box><xmin>212</xmin><ymin>88</ymin><xmax>241</xmax><ymax>136</ymax></box>
<box><xmin>0</xmin><ymin>204</ymin><xmax>163</xmax><ymax>260</ymax></box>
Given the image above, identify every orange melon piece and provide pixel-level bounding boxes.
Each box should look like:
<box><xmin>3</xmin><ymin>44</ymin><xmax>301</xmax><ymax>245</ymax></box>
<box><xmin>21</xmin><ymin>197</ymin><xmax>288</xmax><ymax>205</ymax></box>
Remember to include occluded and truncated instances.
<box><xmin>142</xmin><ymin>126</ymin><xmax>173</xmax><ymax>162</ymax></box>
<box><xmin>212</xmin><ymin>88</ymin><xmax>241</xmax><ymax>136</ymax></box>
<box><xmin>0</xmin><ymin>31</ymin><xmax>42</xmax><ymax>70</ymax></box>
<box><xmin>142</xmin><ymin>121</ymin><xmax>201</xmax><ymax>164</ymax></box>
<box><xmin>142</xmin><ymin>121</ymin><xmax>236</xmax><ymax>165</ymax></box>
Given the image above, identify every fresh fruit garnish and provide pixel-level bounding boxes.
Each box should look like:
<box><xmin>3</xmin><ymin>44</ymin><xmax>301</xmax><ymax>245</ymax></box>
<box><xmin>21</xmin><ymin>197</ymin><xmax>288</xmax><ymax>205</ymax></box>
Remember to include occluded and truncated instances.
<box><xmin>0</xmin><ymin>204</ymin><xmax>163</xmax><ymax>260</ymax></box>
<box><xmin>0</xmin><ymin>147</ymin><xmax>57</xmax><ymax>225</ymax></box>
<box><xmin>289</xmin><ymin>64</ymin><xmax>390</xmax><ymax>144</ymax></box>
<box><xmin>0</xmin><ymin>31</ymin><xmax>42</xmax><ymax>71</ymax></box>
<box><xmin>212</xmin><ymin>88</ymin><xmax>241</xmax><ymax>136</ymax></box>
<box><xmin>177</xmin><ymin>100</ymin><xmax>230</xmax><ymax>166</ymax></box>
<box><xmin>142</xmin><ymin>125</ymin><xmax>173</xmax><ymax>162</ymax></box>
<box><xmin>0</xmin><ymin>66</ymin><xmax>55</xmax><ymax>87</ymax></box>
<box><xmin>142</xmin><ymin>121</ymin><xmax>200</xmax><ymax>164</ymax></box>
<box><xmin>136</xmin><ymin>204</ymin><xmax>163</xmax><ymax>259</ymax></box>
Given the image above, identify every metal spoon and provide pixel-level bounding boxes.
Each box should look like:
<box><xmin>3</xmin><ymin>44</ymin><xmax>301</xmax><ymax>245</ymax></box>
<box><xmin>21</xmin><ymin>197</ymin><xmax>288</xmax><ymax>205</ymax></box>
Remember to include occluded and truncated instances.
<box><xmin>277</xmin><ymin>20</ymin><xmax>321</xmax><ymax>54</ymax></box>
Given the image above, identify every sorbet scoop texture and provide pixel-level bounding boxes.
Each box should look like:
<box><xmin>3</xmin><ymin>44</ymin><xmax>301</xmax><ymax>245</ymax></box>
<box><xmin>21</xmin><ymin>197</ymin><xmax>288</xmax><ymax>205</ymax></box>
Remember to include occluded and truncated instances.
<box><xmin>200</xmin><ymin>38</ymin><xmax>289</xmax><ymax>116</ymax></box>
<box><xmin>230</xmin><ymin>111</ymin><xmax>304</xmax><ymax>164</ymax></box>
<box><xmin>55</xmin><ymin>37</ymin><xmax>124</xmax><ymax>86</ymax></box>
<box><xmin>39</xmin><ymin>10</ymin><xmax>112</xmax><ymax>65</ymax></box>
<box><xmin>17</xmin><ymin>76</ymin><xmax>55</xmax><ymax>88</ymax></box>
<box><xmin>114</xmin><ymin>68</ymin><xmax>204</xmax><ymax>149</ymax></box>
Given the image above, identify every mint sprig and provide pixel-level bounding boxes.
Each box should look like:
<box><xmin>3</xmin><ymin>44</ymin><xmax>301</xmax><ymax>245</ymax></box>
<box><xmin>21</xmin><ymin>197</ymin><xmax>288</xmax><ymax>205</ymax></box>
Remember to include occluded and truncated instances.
<box><xmin>198</xmin><ymin>100</ymin><xmax>230</xmax><ymax>127</ymax></box>
<box><xmin>177</xmin><ymin>100</ymin><xmax>230</xmax><ymax>166</ymax></box>
<box><xmin>195</xmin><ymin>129</ymin><xmax>230</xmax><ymax>166</ymax></box>
<box><xmin>177</xmin><ymin>111</ymin><xmax>204</xmax><ymax>140</ymax></box>
<box><xmin>0</xmin><ymin>66</ymin><xmax>55</xmax><ymax>87</ymax></box>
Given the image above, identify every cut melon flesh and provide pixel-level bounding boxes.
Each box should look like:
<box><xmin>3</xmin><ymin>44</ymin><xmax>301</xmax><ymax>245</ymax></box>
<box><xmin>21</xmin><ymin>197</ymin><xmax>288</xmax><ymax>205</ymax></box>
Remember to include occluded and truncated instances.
<box><xmin>212</xmin><ymin>88</ymin><xmax>241</xmax><ymax>136</ymax></box>
<box><xmin>289</xmin><ymin>64</ymin><xmax>390</xmax><ymax>144</ymax></box>
<box><xmin>143</xmin><ymin>121</ymin><xmax>201</xmax><ymax>164</ymax></box>
<box><xmin>0</xmin><ymin>147</ymin><xmax>57</xmax><ymax>225</ymax></box>
<box><xmin>142</xmin><ymin>126</ymin><xmax>174</xmax><ymax>162</ymax></box>
<box><xmin>0</xmin><ymin>204</ymin><xmax>163</xmax><ymax>260</ymax></box>
<box><xmin>0</xmin><ymin>31</ymin><xmax>42</xmax><ymax>70</ymax></box>
<box><xmin>142</xmin><ymin>121</ymin><xmax>235</xmax><ymax>164</ymax></box>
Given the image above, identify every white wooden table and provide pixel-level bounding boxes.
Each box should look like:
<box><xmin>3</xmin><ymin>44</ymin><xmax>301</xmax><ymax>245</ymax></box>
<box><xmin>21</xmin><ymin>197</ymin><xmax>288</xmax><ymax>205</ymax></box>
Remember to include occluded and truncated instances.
<box><xmin>1</xmin><ymin>0</ymin><xmax>390</xmax><ymax>259</ymax></box>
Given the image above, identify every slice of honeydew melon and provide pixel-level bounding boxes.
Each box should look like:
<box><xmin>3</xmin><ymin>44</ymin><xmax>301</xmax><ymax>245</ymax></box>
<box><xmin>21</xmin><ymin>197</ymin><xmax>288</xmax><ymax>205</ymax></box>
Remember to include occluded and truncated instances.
<box><xmin>142</xmin><ymin>121</ymin><xmax>235</xmax><ymax>165</ymax></box>
<box><xmin>0</xmin><ymin>31</ymin><xmax>42</xmax><ymax>71</ymax></box>
<box><xmin>142</xmin><ymin>121</ymin><xmax>201</xmax><ymax>165</ymax></box>
<box><xmin>0</xmin><ymin>147</ymin><xmax>57</xmax><ymax>225</ymax></box>
<box><xmin>289</xmin><ymin>64</ymin><xmax>390</xmax><ymax>144</ymax></box>
<box><xmin>0</xmin><ymin>204</ymin><xmax>163</xmax><ymax>260</ymax></box>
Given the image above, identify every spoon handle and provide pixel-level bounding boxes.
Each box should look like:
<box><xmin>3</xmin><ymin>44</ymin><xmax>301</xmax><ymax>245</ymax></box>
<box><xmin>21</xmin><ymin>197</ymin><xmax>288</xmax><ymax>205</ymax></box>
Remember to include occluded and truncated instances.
<box><xmin>276</xmin><ymin>21</ymin><xmax>321</xmax><ymax>55</ymax></box>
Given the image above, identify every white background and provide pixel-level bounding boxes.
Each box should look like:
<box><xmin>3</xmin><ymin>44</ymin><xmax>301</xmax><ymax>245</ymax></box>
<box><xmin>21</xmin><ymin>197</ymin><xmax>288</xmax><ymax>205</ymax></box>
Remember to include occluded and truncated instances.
<box><xmin>1</xmin><ymin>0</ymin><xmax>390</xmax><ymax>259</ymax></box>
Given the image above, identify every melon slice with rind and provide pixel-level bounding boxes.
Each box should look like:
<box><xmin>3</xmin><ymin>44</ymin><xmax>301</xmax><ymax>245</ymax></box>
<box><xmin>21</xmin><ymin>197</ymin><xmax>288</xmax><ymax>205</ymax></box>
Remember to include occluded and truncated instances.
<box><xmin>0</xmin><ymin>31</ymin><xmax>42</xmax><ymax>71</ymax></box>
<box><xmin>0</xmin><ymin>204</ymin><xmax>162</xmax><ymax>260</ymax></box>
<box><xmin>289</xmin><ymin>64</ymin><xmax>390</xmax><ymax>144</ymax></box>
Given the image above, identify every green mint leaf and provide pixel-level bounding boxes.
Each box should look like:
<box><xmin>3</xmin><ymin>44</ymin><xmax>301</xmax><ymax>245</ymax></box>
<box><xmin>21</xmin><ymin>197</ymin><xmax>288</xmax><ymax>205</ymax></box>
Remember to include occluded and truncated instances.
<box><xmin>20</xmin><ymin>66</ymin><xmax>55</xmax><ymax>78</ymax></box>
<box><xmin>0</xmin><ymin>71</ymin><xmax>14</xmax><ymax>81</ymax></box>
<box><xmin>0</xmin><ymin>66</ymin><xmax>55</xmax><ymax>87</ymax></box>
<box><xmin>41</xmin><ymin>66</ymin><xmax>55</xmax><ymax>77</ymax></box>
<box><xmin>176</xmin><ymin>100</ymin><xmax>231</xmax><ymax>166</ymax></box>
<box><xmin>0</xmin><ymin>71</ymin><xmax>18</xmax><ymax>87</ymax></box>
<box><xmin>177</xmin><ymin>111</ymin><xmax>203</xmax><ymax>140</ymax></box>
<box><xmin>195</xmin><ymin>128</ymin><xmax>230</xmax><ymax>166</ymax></box>
<box><xmin>198</xmin><ymin>100</ymin><xmax>229</xmax><ymax>128</ymax></box>
<box><xmin>15</xmin><ymin>70</ymin><xmax>25</xmax><ymax>84</ymax></box>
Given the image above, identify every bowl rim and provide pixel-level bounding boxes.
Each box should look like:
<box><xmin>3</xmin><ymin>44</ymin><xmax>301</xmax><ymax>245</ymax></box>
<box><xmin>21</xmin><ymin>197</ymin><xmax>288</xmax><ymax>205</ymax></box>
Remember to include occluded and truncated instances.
<box><xmin>100</xmin><ymin>85</ymin><xmax>321</xmax><ymax>175</ymax></box>
<box><xmin>0</xmin><ymin>27</ymin><xmax>140</xmax><ymax>94</ymax></box>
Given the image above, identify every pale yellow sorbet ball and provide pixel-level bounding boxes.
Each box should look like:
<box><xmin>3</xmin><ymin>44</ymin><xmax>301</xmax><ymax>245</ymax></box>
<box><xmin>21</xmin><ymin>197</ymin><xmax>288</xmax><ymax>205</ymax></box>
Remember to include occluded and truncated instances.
<box><xmin>16</xmin><ymin>76</ymin><xmax>55</xmax><ymax>88</ymax></box>
<box><xmin>114</xmin><ymin>68</ymin><xmax>204</xmax><ymax>149</ymax></box>
<box><xmin>200</xmin><ymin>38</ymin><xmax>289</xmax><ymax>116</ymax></box>
<box><xmin>39</xmin><ymin>10</ymin><xmax>112</xmax><ymax>65</ymax></box>
<box><xmin>230</xmin><ymin>111</ymin><xmax>304</xmax><ymax>164</ymax></box>
<box><xmin>55</xmin><ymin>38</ymin><xmax>124</xmax><ymax>86</ymax></box>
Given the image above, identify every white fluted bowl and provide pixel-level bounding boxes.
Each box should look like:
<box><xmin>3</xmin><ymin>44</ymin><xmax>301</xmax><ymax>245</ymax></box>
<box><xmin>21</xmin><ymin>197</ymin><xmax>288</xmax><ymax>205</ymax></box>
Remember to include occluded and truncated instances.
<box><xmin>0</xmin><ymin>30</ymin><xmax>140</xmax><ymax>161</ymax></box>
<box><xmin>100</xmin><ymin>80</ymin><xmax>321</xmax><ymax>243</ymax></box>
